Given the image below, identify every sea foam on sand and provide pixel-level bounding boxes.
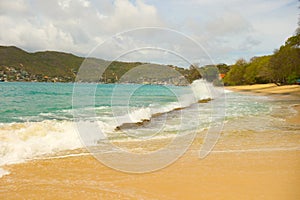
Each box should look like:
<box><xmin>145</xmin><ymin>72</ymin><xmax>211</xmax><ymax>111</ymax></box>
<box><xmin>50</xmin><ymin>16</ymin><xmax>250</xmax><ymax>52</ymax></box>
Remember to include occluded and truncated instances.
<box><xmin>0</xmin><ymin>168</ymin><xmax>10</xmax><ymax>178</ymax></box>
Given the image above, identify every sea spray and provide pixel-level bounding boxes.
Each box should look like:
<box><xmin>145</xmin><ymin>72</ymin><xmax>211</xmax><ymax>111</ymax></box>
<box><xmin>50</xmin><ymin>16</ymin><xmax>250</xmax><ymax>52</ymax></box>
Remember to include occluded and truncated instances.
<box><xmin>0</xmin><ymin>121</ymin><xmax>83</xmax><ymax>166</ymax></box>
<box><xmin>111</xmin><ymin>79</ymin><xmax>216</xmax><ymax>129</ymax></box>
<box><xmin>0</xmin><ymin>168</ymin><xmax>9</xmax><ymax>178</ymax></box>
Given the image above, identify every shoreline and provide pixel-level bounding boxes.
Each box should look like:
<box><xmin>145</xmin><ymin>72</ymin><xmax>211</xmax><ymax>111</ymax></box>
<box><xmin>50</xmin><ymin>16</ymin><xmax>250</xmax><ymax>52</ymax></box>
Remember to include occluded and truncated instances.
<box><xmin>1</xmin><ymin>86</ymin><xmax>300</xmax><ymax>199</ymax></box>
<box><xmin>2</xmin><ymin>150</ymin><xmax>300</xmax><ymax>199</ymax></box>
<box><xmin>225</xmin><ymin>83</ymin><xmax>300</xmax><ymax>97</ymax></box>
<box><xmin>226</xmin><ymin>83</ymin><xmax>300</xmax><ymax>124</ymax></box>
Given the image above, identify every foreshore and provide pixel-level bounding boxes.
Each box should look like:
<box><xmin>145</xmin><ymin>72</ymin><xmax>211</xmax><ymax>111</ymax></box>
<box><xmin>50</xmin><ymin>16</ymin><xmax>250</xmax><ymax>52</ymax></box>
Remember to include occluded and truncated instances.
<box><xmin>226</xmin><ymin>83</ymin><xmax>300</xmax><ymax>97</ymax></box>
<box><xmin>1</xmin><ymin>84</ymin><xmax>300</xmax><ymax>200</ymax></box>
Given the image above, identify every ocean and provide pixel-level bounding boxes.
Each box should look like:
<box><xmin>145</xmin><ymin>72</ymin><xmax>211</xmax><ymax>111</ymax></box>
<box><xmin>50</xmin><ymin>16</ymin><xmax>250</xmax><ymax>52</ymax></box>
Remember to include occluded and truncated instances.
<box><xmin>0</xmin><ymin>80</ymin><xmax>282</xmax><ymax>175</ymax></box>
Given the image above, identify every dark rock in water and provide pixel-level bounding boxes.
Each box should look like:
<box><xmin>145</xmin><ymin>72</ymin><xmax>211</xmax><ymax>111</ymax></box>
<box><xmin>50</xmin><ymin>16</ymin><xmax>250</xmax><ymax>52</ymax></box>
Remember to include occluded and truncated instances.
<box><xmin>174</xmin><ymin>107</ymin><xmax>184</xmax><ymax>111</ymax></box>
<box><xmin>198</xmin><ymin>98</ymin><xmax>212</xmax><ymax>103</ymax></box>
<box><xmin>115</xmin><ymin>119</ymin><xmax>151</xmax><ymax>131</ymax></box>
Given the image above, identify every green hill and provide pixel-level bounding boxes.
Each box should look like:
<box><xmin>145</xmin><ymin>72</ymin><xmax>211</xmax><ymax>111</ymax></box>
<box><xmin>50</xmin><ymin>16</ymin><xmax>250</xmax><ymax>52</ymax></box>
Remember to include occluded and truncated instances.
<box><xmin>0</xmin><ymin>46</ymin><xmax>199</xmax><ymax>84</ymax></box>
<box><xmin>0</xmin><ymin>46</ymin><xmax>86</xmax><ymax>79</ymax></box>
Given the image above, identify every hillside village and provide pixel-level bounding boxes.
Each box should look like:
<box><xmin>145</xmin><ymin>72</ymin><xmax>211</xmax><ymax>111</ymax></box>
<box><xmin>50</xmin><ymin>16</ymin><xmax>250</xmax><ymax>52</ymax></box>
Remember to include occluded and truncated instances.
<box><xmin>0</xmin><ymin>66</ymin><xmax>74</xmax><ymax>82</ymax></box>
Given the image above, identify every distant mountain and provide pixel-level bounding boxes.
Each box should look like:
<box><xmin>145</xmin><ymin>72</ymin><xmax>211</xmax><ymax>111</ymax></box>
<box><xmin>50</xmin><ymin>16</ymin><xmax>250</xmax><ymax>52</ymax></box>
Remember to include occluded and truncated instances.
<box><xmin>0</xmin><ymin>46</ymin><xmax>200</xmax><ymax>84</ymax></box>
<box><xmin>0</xmin><ymin>46</ymin><xmax>84</xmax><ymax>78</ymax></box>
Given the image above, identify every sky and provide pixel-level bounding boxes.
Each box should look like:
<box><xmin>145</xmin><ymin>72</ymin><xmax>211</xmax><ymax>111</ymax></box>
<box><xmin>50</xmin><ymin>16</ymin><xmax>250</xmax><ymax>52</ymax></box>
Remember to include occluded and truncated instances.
<box><xmin>0</xmin><ymin>0</ymin><xmax>299</xmax><ymax>67</ymax></box>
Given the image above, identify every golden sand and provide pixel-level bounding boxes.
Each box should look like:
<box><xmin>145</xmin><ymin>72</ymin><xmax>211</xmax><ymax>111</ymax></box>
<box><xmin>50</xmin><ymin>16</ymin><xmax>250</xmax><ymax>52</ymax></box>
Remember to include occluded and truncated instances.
<box><xmin>1</xmin><ymin>139</ymin><xmax>300</xmax><ymax>200</ymax></box>
<box><xmin>1</xmin><ymin>151</ymin><xmax>300</xmax><ymax>200</ymax></box>
<box><xmin>1</xmin><ymin>126</ymin><xmax>300</xmax><ymax>199</ymax></box>
<box><xmin>287</xmin><ymin>105</ymin><xmax>300</xmax><ymax>124</ymax></box>
<box><xmin>1</xmin><ymin>85</ymin><xmax>300</xmax><ymax>200</ymax></box>
<box><xmin>226</xmin><ymin>83</ymin><xmax>300</xmax><ymax>96</ymax></box>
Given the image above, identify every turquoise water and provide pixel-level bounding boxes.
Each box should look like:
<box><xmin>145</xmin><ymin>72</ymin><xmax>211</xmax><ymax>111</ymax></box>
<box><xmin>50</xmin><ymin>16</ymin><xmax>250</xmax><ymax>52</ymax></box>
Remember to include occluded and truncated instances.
<box><xmin>0</xmin><ymin>82</ymin><xmax>73</xmax><ymax>122</ymax></box>
<box><xmin>0</xmin><ymin>82</ymin><xmax>271</xmax><ymax>123</ymax></box>
<box><xmin>0</xmin><ymin>81</ymin><xmax>273</xmax><ymax>173</ymax></box>
<box><xmin>0</xmin><ymin>82</ymin><xmax>190</xmax><ymax>123</ymax></box>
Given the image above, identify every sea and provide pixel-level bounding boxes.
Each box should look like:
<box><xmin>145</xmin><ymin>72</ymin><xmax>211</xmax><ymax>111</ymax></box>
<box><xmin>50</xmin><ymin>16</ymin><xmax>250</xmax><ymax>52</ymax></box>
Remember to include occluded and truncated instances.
<box><xmin>0</xmin><ymin>80</ymin><xmax>296</xmax><ymax>175</ymax></box>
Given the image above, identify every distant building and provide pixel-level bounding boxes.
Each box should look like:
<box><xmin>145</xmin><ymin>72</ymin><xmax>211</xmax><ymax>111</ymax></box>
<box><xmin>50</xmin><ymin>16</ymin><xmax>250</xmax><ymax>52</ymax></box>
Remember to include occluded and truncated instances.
<box><xmin>219</xmin><ymin>74</ymin><xmax>226</xmax><ymax>79</ymax></box>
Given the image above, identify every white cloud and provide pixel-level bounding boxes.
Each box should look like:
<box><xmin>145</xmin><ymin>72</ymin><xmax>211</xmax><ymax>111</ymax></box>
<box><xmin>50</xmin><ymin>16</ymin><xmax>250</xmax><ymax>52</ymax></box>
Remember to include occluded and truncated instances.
<box><xmin>0</xmin><ymin>0</ymin><xmax>28</xmax><ymax>14</ymax></box>
<box><xmin>0</xmin><ymin>0</ymin><xmax>164</xmax><ymax>56</ymax></box>
<box><xmin>99</xmin><ymin>0</ymin><xmax>163</xmax><ymax>33</ymax></box>
<box><xmin>78</xmin><ymin>0</ymin><xmax>91</xmax><ymax>8</ymax></box>
<box><xmin>0</xmin><ymin>0</ymin><xmax>298</xmax><ymax>66</ymax></box>
<box><xmin>58</xmin><ymin>0</ymin><xmax>71</xmax><ymax>9</ymax></box>
<box><xmin>205</xmin><ymin>12</ymin><xmax>252</xmax><ymax>36</ymax></box>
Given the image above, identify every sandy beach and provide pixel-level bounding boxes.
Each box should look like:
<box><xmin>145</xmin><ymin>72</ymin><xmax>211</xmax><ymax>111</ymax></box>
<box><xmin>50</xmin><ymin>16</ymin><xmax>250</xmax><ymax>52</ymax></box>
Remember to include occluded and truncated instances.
<box><xmin>226</xmin><ymin>83</ymin><xmax>300</xmax><ymax>97</ymax></box>
<box><xmin>1</xmin><ymin>0</ymin><xmax>299</xmax><ymax>198</ymax></box>
<box><xmin>1</xmin><ymin>85</ymin><xmax>300</xmax><ymax>200</ymax></box>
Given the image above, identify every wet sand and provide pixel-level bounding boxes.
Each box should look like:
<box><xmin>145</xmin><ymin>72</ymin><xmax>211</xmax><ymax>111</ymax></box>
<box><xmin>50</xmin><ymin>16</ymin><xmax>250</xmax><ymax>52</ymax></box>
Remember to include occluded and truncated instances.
<box><xmin>1</xmin><ymin>86</ymin><xmax>300</xmax><ymax>200</ymax></box>
<box><xmin>226</xmin><ymin>83</ymin><xmax>300</xmax><ymax>97</ymax></box>
<box><xmin>286</xmin><ymin>104</ymin><xmax>300</xmax><ymax>124</ymax></box>
<box><xmin>1</xmin><ymin>147</ymin><xmax>300</xmax><ymax>200</ymax></box>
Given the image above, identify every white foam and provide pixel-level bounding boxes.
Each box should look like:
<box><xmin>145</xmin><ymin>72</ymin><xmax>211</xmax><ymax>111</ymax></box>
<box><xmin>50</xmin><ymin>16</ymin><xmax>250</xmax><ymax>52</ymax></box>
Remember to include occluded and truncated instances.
<box><xmin>0</xmin><ymin>121</ymin><xmax>83</xmax><ymax>167</ymax></box>
<box><xmin>190</xmin><ymin>79</ymin><xmax>212</xmax><ymax>100</ymax></box>
<box><xmin>0</xmin><ymin>80</ymin><xmax>222</xmax><ymax>173</ymax></box>
<box><xmin>112</xmin><ymin>79</ymin><xmax>222</xmax><ymax>128</ymax></box>
<box><xmin>224</xmin><ymin>89</ymin><xmax>233</xmax><ymax>93</ymax></box>
<box><xmin>0</xmin><ymin>168</ymin><xmax>10</xmax><ymax>178</ymax></box>
<box><xmin>124</xmin><ymin>107</ymin><xmax>152</xmax><ymax>123</ymax></box>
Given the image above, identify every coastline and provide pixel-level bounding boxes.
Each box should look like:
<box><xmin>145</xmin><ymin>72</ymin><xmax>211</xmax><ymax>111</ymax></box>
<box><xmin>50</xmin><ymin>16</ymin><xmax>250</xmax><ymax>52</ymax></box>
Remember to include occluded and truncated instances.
<box><xmin>1</xmin><ymin>147</ymin><xmax>300</xmax><ymax>200</ymax></box>
<box><xmin>225</xmin><ymin>83</ymin><xmax>300</xmax><ymax>97</ymax></box>
<box><xmin>287</xmin><ymin>104</ymin><xmax>300</xmax><ymax>124</ymax></box>
<box><xmin>1</xmin><ymin>85</ymin><xmax>300</xmax><ymax>199</ymax></box>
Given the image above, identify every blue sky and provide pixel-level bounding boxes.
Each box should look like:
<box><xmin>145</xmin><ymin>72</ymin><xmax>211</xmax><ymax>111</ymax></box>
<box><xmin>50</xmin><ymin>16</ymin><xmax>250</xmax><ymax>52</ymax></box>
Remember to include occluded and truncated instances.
<box><xmin>0</xmin><ymin>0</ymin><xmax>298</xmax><ymax>67</ymax></box>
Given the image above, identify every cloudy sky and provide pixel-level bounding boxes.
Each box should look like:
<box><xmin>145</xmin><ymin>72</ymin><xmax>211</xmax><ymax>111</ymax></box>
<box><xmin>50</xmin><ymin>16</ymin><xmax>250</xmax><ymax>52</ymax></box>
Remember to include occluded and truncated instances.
<box><xmin>0</xmin><ymin>0</ymin><xmax>299</xmax><ymax>67</ymax></box>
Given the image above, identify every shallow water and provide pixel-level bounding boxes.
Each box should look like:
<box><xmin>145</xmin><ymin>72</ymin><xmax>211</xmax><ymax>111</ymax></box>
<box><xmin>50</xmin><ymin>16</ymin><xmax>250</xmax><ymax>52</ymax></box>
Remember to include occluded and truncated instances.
<box><xmin>1</xmin><ymin>81</ymin><xmax>298</xmax><ymax>176</ymax></box>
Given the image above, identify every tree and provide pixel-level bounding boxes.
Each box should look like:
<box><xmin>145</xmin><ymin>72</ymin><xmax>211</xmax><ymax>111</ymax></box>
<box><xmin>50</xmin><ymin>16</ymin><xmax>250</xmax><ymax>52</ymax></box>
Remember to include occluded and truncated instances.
<box><xmin>269</xmin><ymin>34</ymin><xmax>300</xmax><ymax>84</ymax></box>
<box><xmin>244</xmin><ymin>56</ymin><xmax>271</xmax><ymax>84</ymax></box>
<box><xmin>186</xmin><ymin>65</ymin><xmax>202</xmax><ymax>83</ymax></box>
<box><xmin>223</xmin><ymin>59</ymin><xmax>248</xmax><ymax>86</ymax></box>
<box><xmin>216</xmin><ymin>63</ymin><xmax>230</xmax><ymax>74</ymax></box>
<box><xmin>200</xmin><ymin>65</ymin><xmax>219</xmax><ymax>82</ymax></box>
